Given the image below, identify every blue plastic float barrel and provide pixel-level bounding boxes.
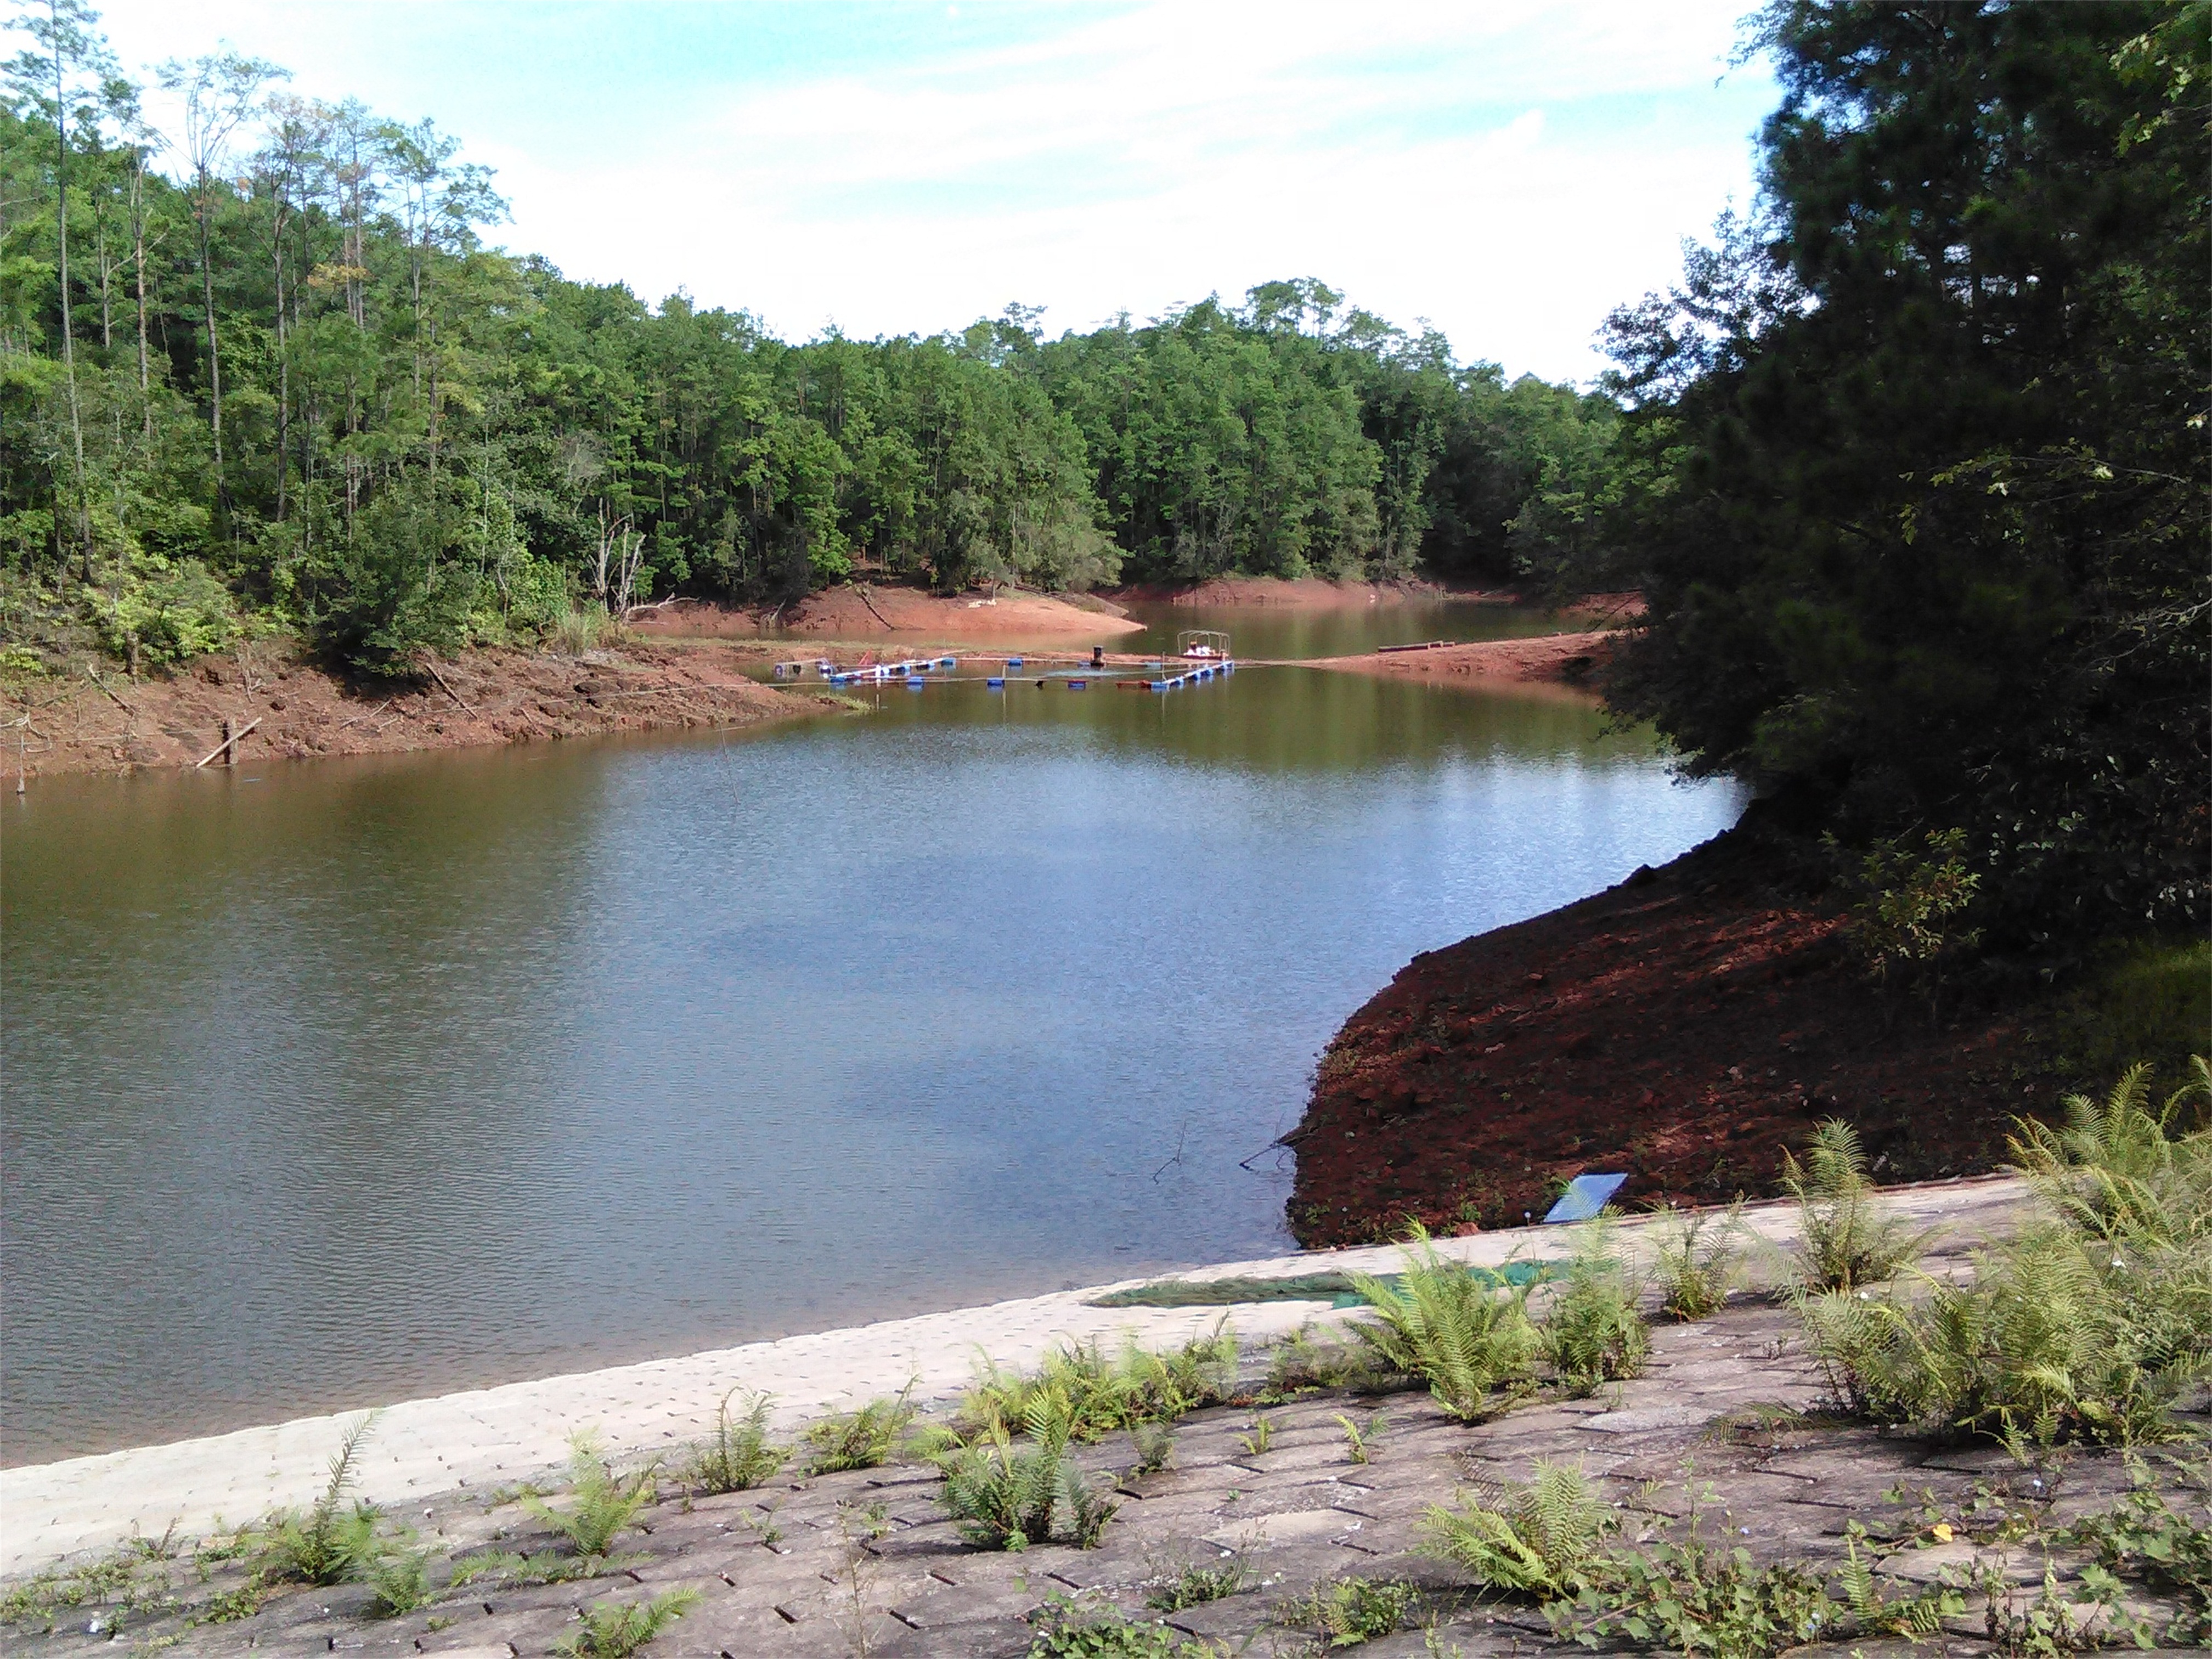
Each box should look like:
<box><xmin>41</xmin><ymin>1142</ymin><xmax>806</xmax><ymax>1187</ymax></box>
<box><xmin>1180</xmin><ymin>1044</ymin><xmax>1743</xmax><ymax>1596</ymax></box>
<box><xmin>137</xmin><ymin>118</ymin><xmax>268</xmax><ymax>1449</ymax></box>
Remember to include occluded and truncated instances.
<box><xmin>1006</xmin><ymin>656</ymin><xmax>1023</xmax><ymax>668</ymax></box>
<box><xmin>1067</xmin><ymin>679</ymin><xmax>1087</xmax><ymax>690</ymax></box>
<box><xmin>906</xmin><ymin>676</ymin><xmax>926</xmax><ymax>689</ymax></box>
<box><xmin>986</xmin><ymin>677</ymin><xmax>1005</xmax><ymax>689</ymax></box>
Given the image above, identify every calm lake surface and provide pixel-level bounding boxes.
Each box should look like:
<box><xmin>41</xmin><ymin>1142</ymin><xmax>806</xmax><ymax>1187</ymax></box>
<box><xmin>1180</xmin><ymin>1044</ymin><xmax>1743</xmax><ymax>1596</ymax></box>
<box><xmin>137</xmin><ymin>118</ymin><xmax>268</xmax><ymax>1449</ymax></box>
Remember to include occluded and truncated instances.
<box><xmin>2</xmin><ymin>606</ymin><xmax>1742</xmax><ymax>1464</ymax></box>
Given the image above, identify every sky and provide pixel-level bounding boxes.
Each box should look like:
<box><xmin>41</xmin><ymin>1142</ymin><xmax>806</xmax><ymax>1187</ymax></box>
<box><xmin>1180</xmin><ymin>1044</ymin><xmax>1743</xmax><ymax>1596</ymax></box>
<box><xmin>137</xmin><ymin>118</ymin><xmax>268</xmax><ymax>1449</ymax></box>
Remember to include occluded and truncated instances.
<box><xmin>88</xmin><ymin>0</ymin><xmax>1779</xmax><ymax>384</ymax></box>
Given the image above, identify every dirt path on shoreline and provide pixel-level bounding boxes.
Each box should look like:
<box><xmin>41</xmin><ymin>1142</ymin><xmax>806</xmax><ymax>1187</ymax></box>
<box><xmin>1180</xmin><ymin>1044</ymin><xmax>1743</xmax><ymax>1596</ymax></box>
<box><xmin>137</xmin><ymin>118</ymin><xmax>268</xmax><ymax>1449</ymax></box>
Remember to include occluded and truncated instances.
<box><xmin>631</xmin><ymin>584</ymin><xmax>1144</xmax><ymax>644</ymax></box>
<box><xmin>1</xmin><ymin>642</ymin><xmax>845</xmax><ymax>780</ymax></box>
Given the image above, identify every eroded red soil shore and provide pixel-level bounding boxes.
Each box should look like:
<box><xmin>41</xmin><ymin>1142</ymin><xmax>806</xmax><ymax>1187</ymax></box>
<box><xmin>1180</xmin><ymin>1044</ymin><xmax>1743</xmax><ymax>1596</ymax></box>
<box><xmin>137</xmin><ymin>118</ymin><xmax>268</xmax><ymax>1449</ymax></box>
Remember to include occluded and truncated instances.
<box><xmin>1286</xmin><ymin>811</ymin><xmax>2058</xmax><ymax>1246</ymax></box>
<box><xmin>2</xmin><ymin>641</ymin><xmax>841</xmax><ymax>778</ymax></box>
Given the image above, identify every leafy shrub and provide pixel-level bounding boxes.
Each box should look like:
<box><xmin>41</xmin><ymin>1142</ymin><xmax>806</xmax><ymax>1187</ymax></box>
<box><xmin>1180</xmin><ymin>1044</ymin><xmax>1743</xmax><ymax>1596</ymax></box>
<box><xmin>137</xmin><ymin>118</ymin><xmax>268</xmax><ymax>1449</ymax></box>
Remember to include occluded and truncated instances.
<box><xmin>1347</xmin><ymin>1228</ymin><xmax>1538</xmax><ymax>1421</ymax></box>
<box><xmin>1146</xmin><ymin>1555</ymin><xmax>1246</xmax><ymax>1611</ymax></box>
<box><xmin>940</xmin><ymin>1390</ymin><xmax>1118</xmax><ymax>1550</ymax></box>
<box><xmin>1027</xmin><ymin>1594</ymin><xmax>1214</xmax><ymax>1655</ymax></box>
<box><xmin>83</xmin><ymin>553</ymin><xmax>238</xmax><ymax>667</ymax></box>
<box><xmin>685</xmin><ymin>1388</ymin><xmax>787</xmax><ymax>1494</ymax></box>
<box><xmin>802</xmin><ymin>1386</ymin><xmax>917</xmax><ymax>1474</ymax></box>
<box><xmin>357</xmin><ymin>1530</ymin><xmax>436</xmax><ymax>1618</ymax></box>
<box><xmin>1537</xmin><ymin>1212</ymin><xmax>1649</xmax><ymax>1393</ymax></box>
<box><xmin>260</xmin><ymin>1413</ymin><xmax>380</xmax><ymax>1587</ymax></box>
<box><xmin>1647</xmin><ymin>1200</ymin><xmax>1745</xmax><ymax>1321</ymax></box>
<box><xmin>1265</xmin><ymin>1322</ymin><xmax>1379</xmax><ymax>1397</ymax></box>
<box><xmin>1549</xmin><ymin>1528</ymin><xmax>1834</xmax><ymax>1658</ymax></box>
<box><xmin>1835</xmin><ymin>826</ymin><xmax>1982</xmax><ymax>1023</ymax></box>
<box><xmin>1128</xmin><ymin>1420</ymin><xmax>1175</xmax><ymax>1475</ymax></box>
<box><xmin>1799</xmin><ymin>1060</ymin><xmax>2211</xmax><ymax>1447</ymax></box>
<box><xmin>961</xmin><ymin>1323</ymin><xmax>1236</xmax><ymax>1441</ymax></box>
<box><xmin>1781</xmin><ymin>1119</ymin><xmax>1935</xmax><ymax>1292</ymax></box>
<box><xmin>1422</xmin><ymin>1460</ymin><xmax>1615</xmax><ymax>1599</ymax></box>
<box><xmin>2067</xmin><ymin>1453</ymin><xmax>2211</xmax><ymax>1644</ymax></box>
<box><xmin>554</xmin><ymin>1589</ymin><xmax>700</xmax><ymax>1657</ymax></box>
<box><xmin>521</xmin><ymin>1434</ymin><xmax>658</xmax><ymax>1561</ymax></box>
<box><xmin>1297</xmin><ymin>1576</ymin><xmax>1418</xmax><ymax>1645</ymax></box>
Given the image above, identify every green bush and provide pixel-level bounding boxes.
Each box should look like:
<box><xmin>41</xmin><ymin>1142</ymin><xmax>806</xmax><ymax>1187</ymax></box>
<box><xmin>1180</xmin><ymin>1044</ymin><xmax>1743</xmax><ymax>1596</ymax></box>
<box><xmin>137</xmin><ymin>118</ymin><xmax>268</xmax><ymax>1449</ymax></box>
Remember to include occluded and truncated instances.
<box><xmin>83</xmin><ymin>553</ymin><xmax>238</xmax><ymax>667</ymax></box>
<box><xmin>521</xmin><ymin>1434</ymin><xmax>658</xmax><ymax>1560</ymax></box>
<box><xmin>1799</xmin><ymin>1061</ymin><xmax>2211</xmax><ymax>1447</ymax></box>
<box><xmin>1537</xmin><ymin>1212</ymin><xmax>1649</xmax><ymax>1393</ymax></box>
<box><xmin>961</xmin><ymin>1323</ymin><xmax>1236</xmax><ymax>1442</ymax></box>
<box><xmin>1647</xmin><ymin>1200</ymin><xmax>1745</xmax><ymax>1321</ymax></box>
<box><xmin>1297</xmin><ymin>1576</ymin><xmax>1418</xmax><ymax>1645</ymax></box>
<box><xmin>684</xmin><ymin>1389</ymin><xmax>787</xmax><ymax>1495</ymax></box>
<box><xmin>1422</xmin><ymin>1459</ymin><xmax>1615</xmax><ymax>1599</ymax></box>
<box><xmin>554</xmin><ymin>1589</ymin><xmax>699</xmax><ymax>1658</ymax></box>
<box><xmin>1347</xmin><ymin>1228</ymin><xmax>1538</xmax><ymax>1421</ymax></box>
<box><xmin>802</xmin><ymin>1387</ymin><xmax>917</xmax><ymax>1474</ymax></box>
<box><xmin>1781</xmin><ymin>1119</ymin><xmax>1936</xmax><ymax>1292</ymax></box>
<box><xmin>940</xmin><ymin>1390</ymin><xmax>1118</xmax><ymax>1550</ymax></box>
<box><xmin>259</xmin><ymin>1414</ymin><xmax>380</xmax><ymax>1587</ymax></box>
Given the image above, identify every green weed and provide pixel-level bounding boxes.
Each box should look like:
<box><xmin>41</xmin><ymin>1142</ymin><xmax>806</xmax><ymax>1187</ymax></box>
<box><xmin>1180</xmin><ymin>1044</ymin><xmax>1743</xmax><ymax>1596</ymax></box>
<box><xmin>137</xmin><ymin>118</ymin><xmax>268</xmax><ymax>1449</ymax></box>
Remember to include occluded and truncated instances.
<box><xmin>553</xmin><ymin>1588</ymin><xmax>700</xmax><ymax>1657</ymax></box>
<box><xmin>1299</xmin><ymin>1576</ymin><xmax>1419</xmax><ymax>1646</ymax></box>
<box><xmin>1128</xmin><ymin>1420</ymin><xmax>1175</xmax><ymax>1475</ymax></box>
<box><xmin>803</xmin><ymin>1385</ymin><xmax>918</xmax><ymax>1474</ymax></box>
<box><xmin>962</xmin><ymin>1323</ymin><xmax>1237</xmax><ymax>1442</ymax></box>
<box><xmin>1646</xmin><ymin>1200</ymin><xmax>1745</xmax><ymax>1321</ymax></box>
<box><xmin>1334</xmin><ymin>1411</ymin><xmax>1384</xmax><ymax>1464</ymax></box>
<box><xmin>1781</xmin><ymin>1119</ymin><xmax>1937</xmax><ymax>1291</ymax></box>
<box><xmin>258</xmin><ymin>1412</ymin><xmax>380</xmax><ymax>1587</ymax></box>
<box><xmin>1265</xmin><ymin>1322</ymin><xmax>1379</xmax><ymax>1398</ymax></box>
<box><xmin>684</xmin><ymin>1387</ymin><xmax>788</xmax><ymax>1494</ymax></box>
<box><xmin>1347</xmin><ymin>1228</ymin><xmax>1538</xmax><ymax>1422</ymax></box>
<box><xmin>524</xmin><ymin>1433</ymin><xmax>659</xmax><ymax>1558</ymax></box>
<box><xmin>940</xmin><ymin>1390</ymin><xmax>1118</xmax><ymax>1550</ymax></box>
<box><xmin>1237</xmin><ymin>1414</ymin><xmax>1274</xmax><ymax>1457</ymax></box>
<box><xmin>1145</xmin><ymin>1554</ymin><xmax>1247</xmax><ymax>1611</ymax></box>
<box><xmin>1537</xmin><ymin>1211</ymin><xmax>1649</xmax><ymax>1393</ymax></box>
<box><xmin>1421</xmin><ymin>1459</ymin><xmax>1613</xmax><ymax>1600</ymax></box>
<box><xmin>1028</xmin><ymin>1592</ymin><xmax>1220</xmax><ymax>1654</ymax></box>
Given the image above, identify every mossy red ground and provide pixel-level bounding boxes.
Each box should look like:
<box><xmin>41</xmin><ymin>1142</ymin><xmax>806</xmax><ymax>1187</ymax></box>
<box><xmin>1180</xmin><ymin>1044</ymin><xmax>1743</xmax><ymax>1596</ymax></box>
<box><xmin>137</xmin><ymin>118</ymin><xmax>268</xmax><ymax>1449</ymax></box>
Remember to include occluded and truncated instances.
<box><xmin>1285</xmin><ymin>812</ymin><xmax>2062</xmax><ymax>1246</ymax></box>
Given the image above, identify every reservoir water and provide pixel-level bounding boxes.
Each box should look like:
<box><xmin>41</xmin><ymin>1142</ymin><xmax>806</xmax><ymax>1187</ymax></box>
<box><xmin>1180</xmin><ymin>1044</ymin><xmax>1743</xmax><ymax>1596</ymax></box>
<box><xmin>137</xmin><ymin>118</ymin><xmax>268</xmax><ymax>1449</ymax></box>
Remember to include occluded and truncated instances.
<box><xmin>2</xmin><ymin>606</ymin><xmax>1742</xmax><ymax>1464</ymax></box>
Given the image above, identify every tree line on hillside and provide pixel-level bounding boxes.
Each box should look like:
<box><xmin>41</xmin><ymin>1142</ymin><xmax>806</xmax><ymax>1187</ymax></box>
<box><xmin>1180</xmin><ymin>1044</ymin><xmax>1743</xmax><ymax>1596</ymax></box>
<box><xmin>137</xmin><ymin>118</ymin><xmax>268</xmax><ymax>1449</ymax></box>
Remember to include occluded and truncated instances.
<box><xmin>4</xmin><ymin>0</ymin><xmax>2203</xmax><ymax>954</ymax></box>
<box><xmin>0</xmin><ymin>1</ymin><xmax>1618</xmax><ymax>675</ymax></box>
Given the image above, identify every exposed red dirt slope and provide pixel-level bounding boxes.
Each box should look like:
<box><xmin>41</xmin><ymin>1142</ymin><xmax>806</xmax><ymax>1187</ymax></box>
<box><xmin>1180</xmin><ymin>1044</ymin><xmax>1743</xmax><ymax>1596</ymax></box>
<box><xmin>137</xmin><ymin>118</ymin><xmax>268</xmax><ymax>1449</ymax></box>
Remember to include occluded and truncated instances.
<box><xmin>3</xmin><ymin>641</ymin><xmax>839</xmax><ymax>778</ymax></box>
<box><xmin>1286</xmin><ymin>813</ymin><xmax>2059</xmax><ymax>1246</ymax></box>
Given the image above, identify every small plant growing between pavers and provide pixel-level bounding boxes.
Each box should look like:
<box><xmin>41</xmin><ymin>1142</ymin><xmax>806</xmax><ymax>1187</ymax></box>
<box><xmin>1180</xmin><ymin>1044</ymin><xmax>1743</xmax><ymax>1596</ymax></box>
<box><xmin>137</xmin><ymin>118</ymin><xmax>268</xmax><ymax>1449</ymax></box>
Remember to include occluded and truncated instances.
<box><xmin>1264</xmin><ymin>1322</ymin><xmax>1379</xmax><ymax>1399</ymax></box>
<box><xmin>553</xmin><ymin>1588</ymin><xmax>701</xmax><ymax>1658</ymax></box>
<box><xmin>258</xmin><ymin>1410</ymin><xmax>381</xmax><ymax>1586</ymax></box>
<box><xmin>1781</xmin><ymin>1118</ymin><xmax>1937</xmax><ymax>1293</ymax></box>
<box><xmin>1421</xmin><ymin>1459</ymin><xmax>1615</xmax><ymax>1599</ymax></box>
<box><xmin>1296</xmin><ymin>1576</ymin><xmax>1419</xmax><ymax>1646</ymax></box>
<box><xmin>1347</xmin><ymin>1226</ymin><xmax>1538</xmax><ymax>1422</ymax></box>
<box><xmin>453</xmin><ymin>1432</ymin><xmax>656</xmax><ymax>1585</ymax></box>
<box><xmin>684</xmin><ymin>1386</ymin><xmax>788</xmax><ymax>1494</ymax></box>
<box><xmin>2066</xmin><ymin>1450</ymin><xmax>2212</xmax><ymax>1642</ymax></box>
<box><xmin>1028</xmin><ymin>1590</ymin><xmax>1224</xmax><ymax>1654</ymax></box>
<box><xmin>1334</xmin><ymin>1410</ymin><xmax>1384</xmax><ymax>1464</ymax></box>
<box><xmin>356</xmin><ymin>1527</ymin><xmax>437</xmax><ymax>1617</ymax></box>
<box><xmin>1647</xmin><ymin>1199</ymin><xmax>1746</xmax><ymax>1320</ymax></box>
<box><xmin>963</xmin><ymin>1321</ymin><xmax>1238</xmax><ymax>1441</ymax></box>
<box><xmin>1537</xmin><ymin>1210</ymin><xmax>1649</xmax><ymax>1394</ymax></box>
<box><xmin>1145</xmin><ymin>1551</ymin><xmax>1249</xmax><ymax>1610</ymax></box>
<box><xmin>828</xmin><ymin>1499</ymin><xmax>893</xmax><ymax>1659</ymax></box>
<box><xmin>940</xmin><ymin>1389</ymin><xmax>1120</xmax><ymax>1549</ymax></box>
<box><xmin>803</xmin><ymin>1383</ymin><xmax>918</xmax><ymax>1474</ymax></box>
<box><xmin>1238</xmin><ymin>1413</ymin><xmax>1276</xmax><ymax>1457</ymax></box>
<box><xmin>1798</xmin><ymin>1059</ymin><xmax>2210</xmax><ymax>1448</ymax></box>
<box><xmin>1130</xmin><ymin>1419</ymin><xmax>1176</xmax><ymax>1474</ymax></box>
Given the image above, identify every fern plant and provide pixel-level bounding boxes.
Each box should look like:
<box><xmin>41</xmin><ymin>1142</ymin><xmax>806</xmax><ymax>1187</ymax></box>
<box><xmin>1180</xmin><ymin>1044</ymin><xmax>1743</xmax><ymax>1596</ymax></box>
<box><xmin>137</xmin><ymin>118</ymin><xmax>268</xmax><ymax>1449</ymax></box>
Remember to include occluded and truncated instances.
<box><xmin>259</xmin><ymin>1413</ymin><xmax>380</xmax><ymax>1587</ymax></box>
<box><xmin>685</xmin><ymin>1389</ymin><xmax>787</xmax><ymax>1494</ymax></box>
<box><xmin>554</xmin><ymin>1589</ymin><xmax>700</xmax><ymax>1657</ymax></box>
<box><xmin>962</xmin><ymin>1323</ymin><xmax>1236</xmax><ymax>1442</ymax></box>
<box><xmin>523</xmin><ymin>1434</ymin><xmax>658</xmax><ymax>1562</ymax></box>
<box><xmin>1128</xmin><ymin>1420</ymin><xmax>1175</xmax><ymax>1475</ymax></box>
<box><xmin>1421</xmin><ymin>1460</ymin><xmax>1615</xmax><ymax>1599</ymax></box>
<box><xmin>939</xmin><ymin>1389</ymin><xmax>1118</xmax><ymax>1550</ymax></box>
<box><xmin>1647</xmin><ymin>1200</ymin><xmax>1745</xmax><ymax>1320</ymax></box>
<box><xmin>1538</xmin><ymin>1211</ymin><xmax>1650</xmax><ymax>1393</ymax></box>
<box><xmin>1782</xmin><ymin>1119</ymin><xmax>1936</xmax><ymax>1291</ymax></box>
<box><xmin>1347</xmin><ymin>1228</ymin><xmax>1539</xmax><ymax>1422</ymax></box>
<box><xmin>802</xmin><ymin>1385</ymin><xmax>917</xmax><ymax>1474</ymax></box>
<box><xmin>1299</xmin><ymin>1577</ymin><xmax>1418</xmax><ymax>1645</ymax></box>
<box><xmin>1798</xmin><ymin>1060</ymin><xmax>2212</xmax><ymax>1447</ymax></box>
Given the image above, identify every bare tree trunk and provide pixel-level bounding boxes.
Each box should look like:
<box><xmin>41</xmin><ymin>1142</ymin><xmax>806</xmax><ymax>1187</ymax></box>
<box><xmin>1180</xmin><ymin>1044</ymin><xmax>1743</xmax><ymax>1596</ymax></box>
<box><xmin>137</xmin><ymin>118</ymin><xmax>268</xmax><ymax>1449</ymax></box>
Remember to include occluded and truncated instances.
<box><xmin>194</xmin><ymin>183</ymin><xmax>223</xmax><ymax>478</ymax></box>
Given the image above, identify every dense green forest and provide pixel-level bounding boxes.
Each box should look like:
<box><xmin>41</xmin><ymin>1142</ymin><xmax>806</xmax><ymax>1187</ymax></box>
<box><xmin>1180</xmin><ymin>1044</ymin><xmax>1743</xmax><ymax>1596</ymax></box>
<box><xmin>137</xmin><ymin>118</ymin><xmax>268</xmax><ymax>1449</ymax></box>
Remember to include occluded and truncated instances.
<box><xmin>1598</xmin><ymin>0</ymin><xmax>2207</xmax><ymax>945</ymax></box>
<box><xmin>0</xmin><ymin>1</ymin><xmax>1618</xmax><ymax>674</ymax></box>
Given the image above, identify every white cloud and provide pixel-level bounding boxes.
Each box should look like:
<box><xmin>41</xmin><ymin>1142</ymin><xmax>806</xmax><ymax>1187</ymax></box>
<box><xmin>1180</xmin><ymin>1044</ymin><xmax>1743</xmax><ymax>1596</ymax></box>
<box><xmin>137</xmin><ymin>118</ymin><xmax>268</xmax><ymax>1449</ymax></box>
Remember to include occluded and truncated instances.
<box><xmin>93</xmin><ymin>0</ymin><xmax>1771</xmax><ymax>381</ymax></box>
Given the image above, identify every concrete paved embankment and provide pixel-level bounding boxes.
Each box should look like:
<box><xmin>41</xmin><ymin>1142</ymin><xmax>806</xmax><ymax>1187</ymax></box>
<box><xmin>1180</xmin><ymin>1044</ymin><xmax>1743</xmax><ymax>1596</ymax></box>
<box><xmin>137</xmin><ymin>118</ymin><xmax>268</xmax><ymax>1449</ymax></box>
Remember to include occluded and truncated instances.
<box><xmin>2</xmin><ymin>1176</ymin><xmax>2027</xmax><ymax>1579</ymax></box>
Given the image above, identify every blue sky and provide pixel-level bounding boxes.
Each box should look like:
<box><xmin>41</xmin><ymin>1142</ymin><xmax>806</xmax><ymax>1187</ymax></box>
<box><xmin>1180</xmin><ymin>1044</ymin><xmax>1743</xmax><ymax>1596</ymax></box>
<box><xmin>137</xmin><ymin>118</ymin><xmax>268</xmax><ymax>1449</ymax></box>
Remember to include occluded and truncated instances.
<box><xmin>95</xmin><ymin>1</ymin><xmax>1778</xmax><ymax>382</ymax></box>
